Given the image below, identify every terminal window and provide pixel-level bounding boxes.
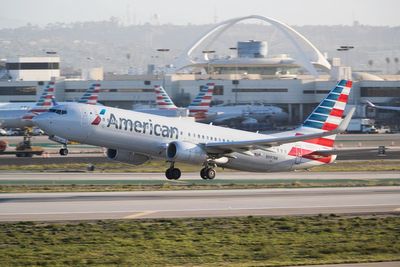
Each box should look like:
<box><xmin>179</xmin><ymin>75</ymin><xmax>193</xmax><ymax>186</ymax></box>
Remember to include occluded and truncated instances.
<box><xmin>361</xmin><ymin>87</ymin><xmax>400</xmax><ymax>97</ymax></box>
<box><xmin>6</xmin><ymin>62</ymin><xmax>59</xmax><ymax>70</ymax></box>
<box><xmin>232</xmin><ymin>88</ymin><xmax>288</xmax><ymax>93</ymax></box>
<box><xmin>0</xmin><ymin>86</ymin><xmax>36</xmax><ymax>95</ymax></box>
<box><xmin>213</xmin><ymin>85</ymin><xmax>224</xmax><ymax>95</ymax></box>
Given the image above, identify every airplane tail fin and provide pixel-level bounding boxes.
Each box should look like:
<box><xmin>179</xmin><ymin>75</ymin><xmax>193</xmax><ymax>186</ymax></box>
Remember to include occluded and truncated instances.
<box><xmin>154</xmin><ymin>85</ymin><xmax>177</xmax><ymax>110</ymax></box>
<box><xmin>296</xmin><ymin>79</ymin><xmax>353</xmax><ymax>148</ymax></box>
<box><xmin>22</xmin><ymin>81</ymin><xmax>56</xmax><ymax>120</ymax></box>
<box><xmin>78</xmin><ymin>83</ymin><xmax>101</xmax><ymax>105</ymax></box>
<box><xmin>188</xmin><ymin>83</ymin><xmax>214</xmax><ymax>121</ymax></box>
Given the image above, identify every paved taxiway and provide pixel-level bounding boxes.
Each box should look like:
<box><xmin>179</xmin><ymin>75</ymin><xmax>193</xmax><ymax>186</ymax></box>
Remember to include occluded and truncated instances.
<box><xmin>0</xmin><ymin>186</ymin><xmax>399</xmax><ymax>222</ymax></box>
<box><xmin>1</xmin><ymin>171</ymin><xmax>400</xmax><ymax>181</ymax></box>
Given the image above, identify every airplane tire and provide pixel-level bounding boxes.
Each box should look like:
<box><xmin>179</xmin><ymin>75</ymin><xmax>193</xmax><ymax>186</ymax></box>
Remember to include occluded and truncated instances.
<box><xmin>200</xmin><ymin>168</ymin><xmax>208</xmax><ymax>179</ymax></box>
<box><xmin>59</xmin><ymin>148</ymin><xmax>68</xmax><ymax>156</ymax></box>
<box><xmin>205</xmin><ymin>168</ymin><xmax>216</xmax><ymax>180</ymax></box>
<box><xmin>165</xmin><ymin>169</ymin><xmax>173</xmax><ymax>180</ymax></box>
<box><xmin>171</xmin><ymin>168</ymin><xmax>181</xmax><ymax>180</ymax></box>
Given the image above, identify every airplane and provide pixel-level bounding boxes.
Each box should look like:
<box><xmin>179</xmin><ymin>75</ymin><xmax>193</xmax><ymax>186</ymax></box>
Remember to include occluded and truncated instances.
<box><xmin>187</xmin><ymin>84</ymin><xmax>214</xmax><ymax>121</ymax></box>
<box><xmin>135</xmin><ymin>84</ymin><xmax>214</xmax><ymax>121</ymax></box>
<box><xmin>138</xmin><ymin>84</ymin><xmax>287</xmax><ymax>125</ymax></box>
<box><xmin>33</xmin><ymin>80</ymin><xmax>357</xmax><ymax>180</ymax></box>
<box><xmin>365</xmin><ymin>100</ymin><xmax>400</xmax><ymax>111</ymax></box>
<box><xmin>205</xmin><ymin>103</ymin><xmax>289</xmax><ymax>125</ymax></box>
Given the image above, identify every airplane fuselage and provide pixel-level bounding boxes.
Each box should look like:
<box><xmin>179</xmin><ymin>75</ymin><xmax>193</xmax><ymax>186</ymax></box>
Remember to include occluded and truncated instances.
<box><xmin>34</xmin><ymin>103</ymin><xmax>332</xmax><ymax>172</ymax></box>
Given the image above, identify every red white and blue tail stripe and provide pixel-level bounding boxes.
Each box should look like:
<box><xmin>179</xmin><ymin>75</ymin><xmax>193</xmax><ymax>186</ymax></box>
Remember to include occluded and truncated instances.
<box><xmin>22</xmin><ymin>81</ymin><xmax>56</xmax><ymax>121</ymax></box>
<box><xmin>78</xmin><ymin>83</ymin><xmax>101</xmax><ymax>105</ymax></box>
<box><xmin>155</xmin><ymin>86</ymin><xmax>177</xmax><ymax>110</ymax></box>
<box><xmin>188</xmin><ymin>83</ymin><xmax>214</xmax><ymax>121</ymax></box>
<box><xmin>302</xmin><ymin>79</ymin><xmax>352</xmax><ymax>132</ymax></box>
<box><xmin>288</xmin><ymin>80</ymin><xmax>353</xmax><ymax>164</ymax></box>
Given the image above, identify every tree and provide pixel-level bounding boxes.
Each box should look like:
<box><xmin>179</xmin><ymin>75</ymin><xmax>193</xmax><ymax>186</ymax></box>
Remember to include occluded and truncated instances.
<box><xmin>368</xmin><ymin>59</ymin><xmax>373</xmax><ymax>70</ymax></box>
<box><xmin>385</xmin><ymin>57</ymin><xmax>391</xmax><ymax>74</ymax></box>
<box><xmin>394</xmin><ymin>57</ymin><xmax>399</xmax><ymax>74</ymax></box>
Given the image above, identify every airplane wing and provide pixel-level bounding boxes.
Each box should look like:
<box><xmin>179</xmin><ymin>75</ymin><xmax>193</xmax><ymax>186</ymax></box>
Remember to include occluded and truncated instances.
<box><xmin>366</xmin><ymin>100</ymin><xmax>400</xmax><ymax>111</ymax></box>
<box><xmin>213</xmin><ymin>114</ymin><xmax>242</xmax><ymax>123</ymax></box>
<box><xmin>205</xmin><ymin>108</ymin><xmax>355</xmax><ymax>155</ymax></box>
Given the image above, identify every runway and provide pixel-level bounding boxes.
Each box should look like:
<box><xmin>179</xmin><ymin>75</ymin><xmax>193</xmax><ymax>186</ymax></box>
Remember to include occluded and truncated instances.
<box><xmin>0</xmin><ymin>187</ymin><xmax>399</xmax><ymax>222</ymax></box>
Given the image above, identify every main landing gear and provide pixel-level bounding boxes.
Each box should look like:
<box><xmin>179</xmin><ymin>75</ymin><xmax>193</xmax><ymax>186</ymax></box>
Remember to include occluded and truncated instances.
<box><xmin>200</xmin><ymin>162</ymin><xmax>217</xmax><ymax>180</ymax></box>
<box><xmin>200</xmin><ymin>166</ymin><xmax>216</xmax><ymax>180</ymax></box>
<box><xmin>164</xmin><ymin>162</ymin><xmax>216</xmax><ymax>180</ymax></box>
<box><xmin>165</xmin><ymin>162</ymin><xmax>181</xmax><ymax>180</ymax></box>
<box><xmin>59</xmin><ymin>144</ymin><xmax>68</xmax><ymax>156</ymax></box>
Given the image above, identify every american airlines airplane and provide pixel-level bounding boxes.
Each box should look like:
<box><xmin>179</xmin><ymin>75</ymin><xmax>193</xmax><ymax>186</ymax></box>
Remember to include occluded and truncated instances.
<box><xmin>135</xmin><ymin>84</ymin><xmax>214</xmax><ymax>121</ymax></box>
<box><xmin>366</xmin><ymin>100</ymin><xmax>400</xmax><ymax>111</ymax></box>
<box><xmin>206</xmin><ymin>104</ymin><xmax>289</xmax><ymax>125</ymax></box>
<box><xmin>33</xmin><ymin>80</ymin><xmax>355</xmax><ymax>180</ymax></box>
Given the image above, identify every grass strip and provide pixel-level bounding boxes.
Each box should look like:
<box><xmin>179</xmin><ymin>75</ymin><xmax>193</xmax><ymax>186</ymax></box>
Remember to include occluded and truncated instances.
<box><xmin>0</xmin><ymin>215</ymin><xmax>399</xmax><ymax>266</ymax></box>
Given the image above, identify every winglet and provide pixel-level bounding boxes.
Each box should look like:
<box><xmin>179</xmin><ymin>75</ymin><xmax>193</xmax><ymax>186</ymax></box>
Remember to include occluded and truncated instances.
<box><xmin>337</xmin><ymin>107</ymin><xmax>355</xmax><ymax>133</ymax></box>
<box><xmin>365</xmin><ymin>100</ymin><xmax>376</xmax><ymax>108</ymax></box>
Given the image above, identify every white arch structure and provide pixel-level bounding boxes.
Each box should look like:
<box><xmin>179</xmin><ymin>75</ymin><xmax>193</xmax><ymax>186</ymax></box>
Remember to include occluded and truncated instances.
<box><xmin>173</xmin><ymin>15</ymin><xmax>331</xmax><ymax>76</ymax></box>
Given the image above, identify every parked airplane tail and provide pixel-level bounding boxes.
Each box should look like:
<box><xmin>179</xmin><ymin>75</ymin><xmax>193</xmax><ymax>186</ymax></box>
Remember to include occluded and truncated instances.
<box><xmin>188</xmin><ymin>83</ymin><xmax>214</xmax><ymax>121</ymax></box>
<box><xmin>78</xmin><ymin>83</ymin><xmax>101</xmax><ymax>105</ymax></box>
<box><xmin>22</xmin><ymin>81</ymin><xmax>56</xmax><ymax>120</ymax></box>
<box><xmin>155</xmin><ymin>85</ymin><xmax>177</xmax><ymax>110</ymax></box>
<box><xmin>290</xmin><ymin>80</ymin><xmax>353</xmax><ymax>162</ymax></box>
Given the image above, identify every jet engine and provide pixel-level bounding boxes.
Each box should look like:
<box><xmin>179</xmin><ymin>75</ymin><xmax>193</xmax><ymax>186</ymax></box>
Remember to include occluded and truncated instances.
<box><xmin>166</xmin><ymin>141</ymin><xmax>207</xmax><ymax>164</ymax></box>
<box><xmin>106</xmin><ymin>148</ymin><xmax>149</xmax><ymax>165</ymax></box>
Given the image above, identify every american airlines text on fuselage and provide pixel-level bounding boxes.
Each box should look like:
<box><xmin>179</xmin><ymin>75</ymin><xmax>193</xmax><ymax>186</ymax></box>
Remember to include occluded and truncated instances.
<box><xmin>106</xmin><ymin>112</ymin><xmax>179</xmax><ymax>139</ymax></box>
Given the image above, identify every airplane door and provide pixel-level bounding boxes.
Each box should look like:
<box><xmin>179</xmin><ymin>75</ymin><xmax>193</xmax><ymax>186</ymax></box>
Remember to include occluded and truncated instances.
<box><xmin>80</xmin><ymin>106</ymin><xmax>94</xmax><ymax>141</ymax></box>
<box><xmin>294</xmin><ymin>145</ymin><xmax>302</xmax><ymax>165</ymax></box>
<box><xmin>81</xmin><ymin>109</ymin><xmax>89</xmax><ymax>127</ymax></box>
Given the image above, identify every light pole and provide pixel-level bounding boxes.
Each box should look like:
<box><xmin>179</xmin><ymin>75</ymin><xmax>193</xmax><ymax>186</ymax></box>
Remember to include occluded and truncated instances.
<box><xmin>229</xmin><ymin>47</ymin><xmax>239</xmax><ymax>103</ymax></box>
<box><xmin>337</xmin><ymin>45</ymin><xmax>354</xmax><ymax>67</ymax></box>
<box><xmin>156</xmin><ymin>48</ymin><xmax>170</xmax><ymax>88</ymax></box>
<box><xmin>202</xmin><ymin>50</ymin><xmax>215</xmax><ymax>78</ymax></box>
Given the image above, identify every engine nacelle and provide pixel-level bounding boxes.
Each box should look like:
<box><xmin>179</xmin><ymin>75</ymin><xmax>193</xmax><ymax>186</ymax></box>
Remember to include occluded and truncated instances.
<box><xmin>167</xmin><ymin>141</ymin><xmax>207</xmax><ymax>164</ymax></box>
<box><xmin>106</xmin><ymin>148</ymin><xmax>149</xmax><ymax>165</ymax></box>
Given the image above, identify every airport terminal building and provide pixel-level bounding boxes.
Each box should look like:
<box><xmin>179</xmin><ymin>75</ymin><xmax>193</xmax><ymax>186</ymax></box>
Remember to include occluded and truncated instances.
<box><xmin>0</xmin><ymin>16</ymin><xmax>399</xmax><ymax>127</ymax></box>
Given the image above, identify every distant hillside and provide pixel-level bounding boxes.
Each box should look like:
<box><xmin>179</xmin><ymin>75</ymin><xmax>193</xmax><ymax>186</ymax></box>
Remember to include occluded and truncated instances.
<box><xmin>1</xmin><ymin>21</ymin><xmax>399</xmax><ymax>74</ymax></box>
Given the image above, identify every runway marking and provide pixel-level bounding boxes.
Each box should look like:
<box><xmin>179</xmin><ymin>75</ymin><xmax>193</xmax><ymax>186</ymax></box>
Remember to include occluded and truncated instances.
<box><xmin>123</xmin><ymin>211</ymin><xmax>156</xmax><ymax>219</ymax></box>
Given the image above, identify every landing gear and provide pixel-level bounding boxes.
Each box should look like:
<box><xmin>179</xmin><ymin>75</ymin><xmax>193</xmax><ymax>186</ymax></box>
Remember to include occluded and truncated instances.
<box><xmin>200</xmin><ymin>167</ymin><xmax>216</xmax><ymax>180</ymax></box>
<box><xmin>59</xmin><ymin>147</ymin><xmax>68</xmax><ymax>156</ymax></box>
<box><xmin>165</xmin><ymin>162</ymin><xmax>181</xmax><ymax>180</ymax></box>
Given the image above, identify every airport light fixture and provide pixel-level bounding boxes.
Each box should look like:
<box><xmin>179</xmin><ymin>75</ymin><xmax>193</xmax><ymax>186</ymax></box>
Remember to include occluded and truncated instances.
<box><xmin>156</xmin><ymin>48</ymin><xmax>170</xmax><ymax>87</ymax></box>
<box><xmin>337</xmin><ymin>45</ymin><xmax>354</xmax><ymax>67</ymax></box>
<box><xmin>202</xmin><ymin>50</ymin><xmax>216</xmax><ymax>76</ymax></box>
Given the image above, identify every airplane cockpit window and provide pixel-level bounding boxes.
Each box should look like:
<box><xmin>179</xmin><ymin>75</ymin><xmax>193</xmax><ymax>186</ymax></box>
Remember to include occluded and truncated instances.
<box><xmin>49</xmin><ymin>108</ymin><xmax>67</xmax><ymax>115</ymax></box>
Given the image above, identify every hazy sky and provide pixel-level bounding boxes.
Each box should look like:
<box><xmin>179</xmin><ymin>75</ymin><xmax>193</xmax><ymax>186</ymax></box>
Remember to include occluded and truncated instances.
<box><xmin>0</xmin><ymin>0</ymin><xmax>399</xmax><ymax>28</ymax></box>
